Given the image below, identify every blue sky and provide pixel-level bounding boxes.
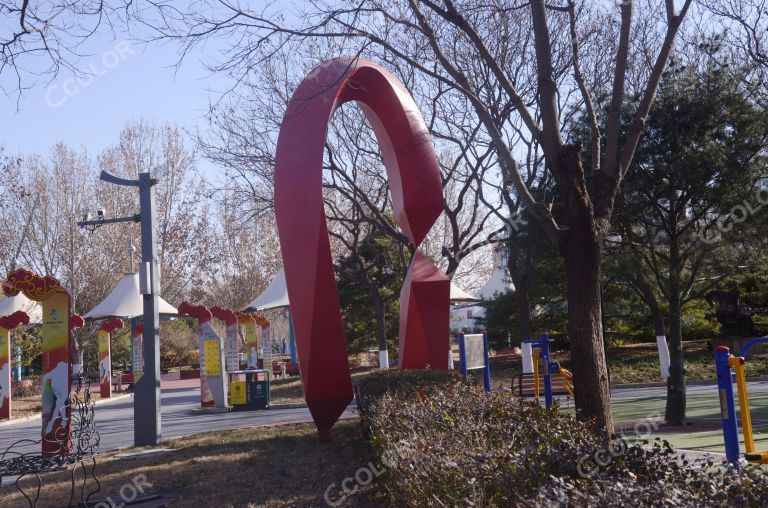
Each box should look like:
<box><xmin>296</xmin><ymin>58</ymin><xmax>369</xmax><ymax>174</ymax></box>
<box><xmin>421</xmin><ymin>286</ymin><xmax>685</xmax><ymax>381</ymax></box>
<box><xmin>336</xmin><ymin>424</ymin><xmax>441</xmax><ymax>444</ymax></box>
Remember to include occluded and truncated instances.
<box><xmin>1</xmin><ymin>33</ymin><xmax>222</xmax><ymax>179</ymax></box>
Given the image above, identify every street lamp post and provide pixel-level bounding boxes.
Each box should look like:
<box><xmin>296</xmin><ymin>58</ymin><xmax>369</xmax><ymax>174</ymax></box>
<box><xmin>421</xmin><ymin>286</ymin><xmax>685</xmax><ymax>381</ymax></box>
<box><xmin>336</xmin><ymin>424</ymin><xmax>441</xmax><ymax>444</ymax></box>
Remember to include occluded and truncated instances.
<box><xmin>78</xmin><ymin>170</ymin><xmax>162</xmax><ymax>446</ymax></box>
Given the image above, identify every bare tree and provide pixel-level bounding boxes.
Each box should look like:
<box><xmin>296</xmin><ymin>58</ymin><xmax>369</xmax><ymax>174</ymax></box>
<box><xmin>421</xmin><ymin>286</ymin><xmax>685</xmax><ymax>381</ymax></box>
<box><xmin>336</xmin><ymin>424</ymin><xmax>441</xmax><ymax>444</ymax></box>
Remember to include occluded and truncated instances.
<box><xmin>97</xmin><ymin>119</ymin><xmax>214</xmax><ymax>305</ymax></box>
<box><xmin>702</xmin><ymin>0</ymin><xmax>768</xmax><ymax>70</ymax></box>
<box><xmin>1</xmin><ymin>1</ymin><xmax>112</xmax><ymax>99</ymax></box>
<box><xmin>0</xmin><ymin>121</ymin><xmax>216</xmax><ymax>371</ymax></box>
<box><xmin>130</xmin><ymin>0</ymin><xmax>696</xmax><ymax>430</ymax></box>
<box><xmin>198</xmin><ymin>194</ymin><xmax>282</xmax><ymax>310</ymax></box>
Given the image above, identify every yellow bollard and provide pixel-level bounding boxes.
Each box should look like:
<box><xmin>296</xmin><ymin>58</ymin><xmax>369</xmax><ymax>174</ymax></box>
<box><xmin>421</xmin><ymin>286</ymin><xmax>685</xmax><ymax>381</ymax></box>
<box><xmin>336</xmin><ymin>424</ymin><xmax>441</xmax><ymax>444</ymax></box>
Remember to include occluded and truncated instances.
<box><xmin>729</xmin><ymin>355</ymin><xmax>756</xmax><ymax>455</ymax></box>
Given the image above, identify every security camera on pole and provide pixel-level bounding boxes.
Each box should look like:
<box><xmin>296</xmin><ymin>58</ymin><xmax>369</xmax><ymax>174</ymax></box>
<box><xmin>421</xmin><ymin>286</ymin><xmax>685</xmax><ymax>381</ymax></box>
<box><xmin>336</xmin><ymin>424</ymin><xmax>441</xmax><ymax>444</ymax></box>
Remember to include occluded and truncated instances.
<box><xmin>77</xmin><ymin>169</ymin><xmax>162</xmax><ymax>447</ymax></box>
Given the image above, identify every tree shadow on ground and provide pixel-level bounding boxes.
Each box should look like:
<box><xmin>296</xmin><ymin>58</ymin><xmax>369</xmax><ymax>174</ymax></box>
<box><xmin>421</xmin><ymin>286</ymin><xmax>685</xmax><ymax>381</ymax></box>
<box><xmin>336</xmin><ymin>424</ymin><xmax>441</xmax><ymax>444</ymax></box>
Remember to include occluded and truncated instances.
<box><xmin>0</xmin><ymin>419</ymin><xmax>384</xmax><ymax>507</ymax></box>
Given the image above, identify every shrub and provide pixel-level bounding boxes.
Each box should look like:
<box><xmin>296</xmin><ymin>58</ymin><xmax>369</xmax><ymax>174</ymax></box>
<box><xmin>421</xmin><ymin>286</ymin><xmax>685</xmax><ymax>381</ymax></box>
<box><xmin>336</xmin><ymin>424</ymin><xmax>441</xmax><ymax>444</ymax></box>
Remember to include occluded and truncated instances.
<box><xmin>12</xmin><ymin>378</ymin><xmax>38</xmax><ymax>398</ymax></box>
<box><xmin>354</xmin><ymin>368</ymin><xmax>460</xmax><ymax>418</ymax></box>
<box><xmin>363</xmin><ymin>381</ymin><xmax>768</xmax><ymax>506</ymax></box>
<box><xmin>160</xmin><ymin>320</ymin><xmax>199</xmax><ymax>369</ymax></box>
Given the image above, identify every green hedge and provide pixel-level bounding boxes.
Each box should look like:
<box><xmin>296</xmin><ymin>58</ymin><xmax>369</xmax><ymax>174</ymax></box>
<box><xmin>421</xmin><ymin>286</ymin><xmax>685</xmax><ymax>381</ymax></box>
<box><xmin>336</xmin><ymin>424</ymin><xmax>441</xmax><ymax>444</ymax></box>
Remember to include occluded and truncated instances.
<box><xmin>360</xmin><ymin>377</ymin><xmax>768</xmax><ymax>506</ymax></box>
<box><xmin>354</xmin><ymin>368</ymin><xmax>461</xmax><ymax>419</ymax></box>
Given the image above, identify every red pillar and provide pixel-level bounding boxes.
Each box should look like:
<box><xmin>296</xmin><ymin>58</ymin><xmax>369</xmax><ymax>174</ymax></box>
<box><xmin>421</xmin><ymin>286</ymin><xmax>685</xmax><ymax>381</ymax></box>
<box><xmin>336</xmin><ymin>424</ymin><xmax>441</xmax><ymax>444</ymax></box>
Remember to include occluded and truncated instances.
<box><xmin>0</xmin><ymin>326</ymin><xmax>12</xmax><ymax>420</ymax></box>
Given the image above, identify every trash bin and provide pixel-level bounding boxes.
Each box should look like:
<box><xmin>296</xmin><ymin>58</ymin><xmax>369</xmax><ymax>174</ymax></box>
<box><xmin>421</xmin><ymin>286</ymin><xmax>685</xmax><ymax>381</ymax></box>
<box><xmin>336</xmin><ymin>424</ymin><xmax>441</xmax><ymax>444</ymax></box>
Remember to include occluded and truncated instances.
<box><xmin>228</xmin><ymin>369</ymin><xmax>270</xmax><ymax>409</ymax></box>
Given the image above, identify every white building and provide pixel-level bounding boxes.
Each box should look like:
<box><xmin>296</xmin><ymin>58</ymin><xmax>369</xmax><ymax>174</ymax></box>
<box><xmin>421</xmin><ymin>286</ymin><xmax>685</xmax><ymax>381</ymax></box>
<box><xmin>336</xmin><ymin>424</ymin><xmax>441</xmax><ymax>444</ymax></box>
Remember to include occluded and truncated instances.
<box><xmin>450</xmin><ymin>246</ymin><xmax>514</xmax><ymax>332</ymax></box>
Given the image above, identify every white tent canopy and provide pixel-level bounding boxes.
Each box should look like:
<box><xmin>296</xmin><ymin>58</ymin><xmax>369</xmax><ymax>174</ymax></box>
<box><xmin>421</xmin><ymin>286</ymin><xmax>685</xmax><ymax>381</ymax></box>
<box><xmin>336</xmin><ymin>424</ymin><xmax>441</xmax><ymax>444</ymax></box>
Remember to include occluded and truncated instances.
<box><xmin>0</xmin><ymin>293</ymin><xmax>42</xmax><ymax>323</ymax></box>
<box><xmin>450</xmin><ymin>282</ymin><xmax>479</xmax><ymax>303</ymax></box>
<box><xmin>244</xmin><ymin>268</ymin><xmax>290</xmax><ymax>311</ymax></box>
<box><xmin>83</xmin><ymin>272</ymin><xmax>178</xmax><ymax>320</ymax></box>
<box><xmin>244</xmin><ymin>267</ymin><xmax>477</xmax><ymax>309</ymax></box>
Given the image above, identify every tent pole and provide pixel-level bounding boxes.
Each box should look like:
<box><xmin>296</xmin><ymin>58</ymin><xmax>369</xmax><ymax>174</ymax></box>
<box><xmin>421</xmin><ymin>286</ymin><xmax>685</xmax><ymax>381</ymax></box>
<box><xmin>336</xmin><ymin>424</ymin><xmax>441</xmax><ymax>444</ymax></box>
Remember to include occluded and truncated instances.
<box><xmin>288</xmin><ymin>308</ymin><xmax>297</xmax><ymax>364</ymax></box>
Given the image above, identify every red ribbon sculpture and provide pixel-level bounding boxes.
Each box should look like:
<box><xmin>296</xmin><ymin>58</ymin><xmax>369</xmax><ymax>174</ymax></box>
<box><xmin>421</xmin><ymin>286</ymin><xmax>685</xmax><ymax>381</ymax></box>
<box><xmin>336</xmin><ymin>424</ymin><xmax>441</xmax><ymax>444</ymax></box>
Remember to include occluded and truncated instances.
<box><xmin>275</xmin><ymin>57</ymin><xmax>449</xmax><ymax>441</ymax></box>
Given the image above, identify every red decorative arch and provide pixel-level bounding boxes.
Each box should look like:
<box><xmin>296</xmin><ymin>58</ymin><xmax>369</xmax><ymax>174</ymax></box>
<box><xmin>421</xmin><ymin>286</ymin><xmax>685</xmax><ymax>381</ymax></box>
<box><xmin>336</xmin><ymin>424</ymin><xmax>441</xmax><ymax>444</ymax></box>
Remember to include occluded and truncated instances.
<box><xmin>211</xmin><ymin>306</ymin><xmax>238</xmax><ymax>326</ymax></box>
<box><xmin>0</xmin><ymin>310</ymin><xmax>30</xmax><ymax>330</ymax></box>
<box><xmin>234</xmin><ymin>312</ymin><xmax>254</xmax><ymax>323</ymax></box>
<box><xmin>2</xmin><ymin>268</ymin><xmax>67</xmax><ymax>301</ymax></box>
<box><xmin>275</xmin><ymin>57</ymin><xmax>449</xmax><ymax>441</ymax></box>
<box><xmin>100</xmin><ymin>318</ymin><xmax>125</xmax><ymax>334</ymax></box>
<box><xmin>178</xmin><ymin>302</ymin><xmax>212</xmax><ymax>324</ymax></box>
<box><xmin>69</xmin><ymin>314</ymin><xmax>85</xmax><ymax>331</ymax></box>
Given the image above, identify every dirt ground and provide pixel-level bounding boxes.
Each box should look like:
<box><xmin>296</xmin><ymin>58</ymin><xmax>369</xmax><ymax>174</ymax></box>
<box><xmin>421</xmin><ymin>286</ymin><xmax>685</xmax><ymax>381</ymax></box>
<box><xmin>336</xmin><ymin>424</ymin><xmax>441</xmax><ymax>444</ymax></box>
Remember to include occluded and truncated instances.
<box><xmin>0</xmin><ymin>419</ymin><xmax>384</xmax><ymax>507</ymax></box>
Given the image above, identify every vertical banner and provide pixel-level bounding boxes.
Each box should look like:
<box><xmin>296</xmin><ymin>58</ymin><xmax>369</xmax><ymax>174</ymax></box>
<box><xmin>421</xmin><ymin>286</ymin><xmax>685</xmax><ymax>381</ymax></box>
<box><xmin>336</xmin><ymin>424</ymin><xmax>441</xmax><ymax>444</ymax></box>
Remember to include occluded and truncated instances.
<box><xmin>237</xmin><ymin>313</ymin><xmax>268</xmax><ymax>370</ymax></box>
<box><xmin>97</xmin><ymin>330</ymin><xmax>110</xmax><ymax>397</ymax></box>
<box><xmin>211</xmin><ymin>307</ymin><xmax>239</xmax><ymax>373</ymax></box>
<box><xmin>41</xmin><ymin>292</ymin><xmax>70</xmax><ymax>452</ymax></box>
<box><xmin>0</xmin><ymin>327</ymin><xmax>9</xmax><ymax>420</ymax></box>
<box><xmin>203</xmin><ymin>335</ymin><xmax>222</xmax><ymax>376</ymax></box>
<box><xmin>199</xmin><ymin>322</ymin><xmax>217</xmax><ymax>406</ymax></box>
<box><xmin>132</xmin><ymin>323</ymin><xmax>144</xmax><ymax>382</ymax></box>
<box><xmin>245</xmin><ymin>320</ymin><xmax>259</xmax><ymax>368</ymax></box>
<box><xmin>261</xmin><ymin>322</ymin><xmax>272</xmax><ymax>372</ymax></box>
<box><xmin>98</xmin><ymin>318</ymin><xmax>124</xmax><ymax>398</ymax></box>
<box><xmin>224</xmin><ymin>322</ymin><xmax>239</xmax><ymax>372</ymax></box>
<box><xmin>0</xmin><ymin>312</ymin><xmax>32</xmax><ymax>421</ymax></box>
<box><xmin>3</xmin><ymin>270</ymin><xmax>72</xmax><ymax>456</ymax></box>
<box><xmin>179</xmin><ymin>302</ymin><xmax>228</xmax><ymax>408</ymax></box>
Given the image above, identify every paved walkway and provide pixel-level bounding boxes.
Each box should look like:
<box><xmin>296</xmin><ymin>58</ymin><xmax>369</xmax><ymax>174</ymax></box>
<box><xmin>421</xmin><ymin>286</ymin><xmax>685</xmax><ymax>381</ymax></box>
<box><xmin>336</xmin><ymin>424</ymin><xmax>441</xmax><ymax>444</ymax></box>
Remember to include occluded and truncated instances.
<box><xmin>4</xmin><ymin>378</ymin><xmax>766</xmax><ymax>458</ymax></box>
<box><xmin>0</xmin><ymin>385</ymin><xmax>356</xmax><ymax>456</ymax></box>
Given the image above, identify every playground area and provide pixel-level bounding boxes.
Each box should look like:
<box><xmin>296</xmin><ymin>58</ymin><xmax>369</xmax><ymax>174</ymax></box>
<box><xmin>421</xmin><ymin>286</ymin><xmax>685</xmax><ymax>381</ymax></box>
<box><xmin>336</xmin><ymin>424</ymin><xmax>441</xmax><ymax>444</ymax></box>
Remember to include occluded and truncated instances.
<box><xmin>612</xmin><ymin>382</ymin><xmax>768</xmax><ymax>454</ymax></box>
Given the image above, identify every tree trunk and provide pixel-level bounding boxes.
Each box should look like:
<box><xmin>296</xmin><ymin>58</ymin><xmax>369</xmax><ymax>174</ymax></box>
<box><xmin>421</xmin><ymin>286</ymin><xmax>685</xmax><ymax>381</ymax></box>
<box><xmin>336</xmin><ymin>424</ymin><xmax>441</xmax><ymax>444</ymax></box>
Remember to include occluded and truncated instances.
<box><xmin>551</xmin><ymin>145</ymin><xmax>613</xmax><ymax>434</ymax></box>
<box><xmin>560</xmin><ymin>204</ymin><xmax>613</xmax><ymax>434</ymax></box>
<box><xmin>664</xmin><ymin>205</ymin><xmax>686</xmax><ymax>425</ymax></box>
<box><xmin>665</xmin><ymin>294</ymin><xmax>686</xmax><ymax>425</ymax></box>
<box><xmin>72</xmin><ymin>346</ymin><xmax>85</xmax><ymax>376</ymax></box>
<box><xmin>506</xmin><ymin>245</ymin><xmax>534</xmax><ymax>342</ymax></box>
<box><xmin>650</xmin><ymin>304</ymin><xmax>666</xmax><ymax>337</ymax></box>
<box><xmin>370</xmin><ymin>284</ymin><xmax>389</xmax><ymax>369</ymax></box>
<box><xmin>444</xmin><ymin>254</ymin><xmax>460</xmax><ymax>280</ymax></box>
<box><xmin>516</xmin><ymin>285</ymin><xmax>533</xmax><ymax>342</ymax></box>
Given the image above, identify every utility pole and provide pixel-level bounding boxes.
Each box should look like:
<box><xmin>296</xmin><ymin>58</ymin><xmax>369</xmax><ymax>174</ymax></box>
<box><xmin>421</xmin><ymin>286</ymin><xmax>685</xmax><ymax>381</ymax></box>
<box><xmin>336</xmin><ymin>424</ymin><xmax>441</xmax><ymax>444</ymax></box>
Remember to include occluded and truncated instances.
<box><xmin>78</xmin><ymin>170</ymin><xmax>162</xmax><ymax>446</ymax></box>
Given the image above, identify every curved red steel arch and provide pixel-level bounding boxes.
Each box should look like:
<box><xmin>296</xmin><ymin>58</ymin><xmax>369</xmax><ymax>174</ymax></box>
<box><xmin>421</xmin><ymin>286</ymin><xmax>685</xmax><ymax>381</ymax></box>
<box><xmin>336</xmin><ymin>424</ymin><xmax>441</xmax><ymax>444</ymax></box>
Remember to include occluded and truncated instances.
<box><xmin>275</xmin><ymin>57</ymin><xmax>450</xmax><ymax>441</ymax></box>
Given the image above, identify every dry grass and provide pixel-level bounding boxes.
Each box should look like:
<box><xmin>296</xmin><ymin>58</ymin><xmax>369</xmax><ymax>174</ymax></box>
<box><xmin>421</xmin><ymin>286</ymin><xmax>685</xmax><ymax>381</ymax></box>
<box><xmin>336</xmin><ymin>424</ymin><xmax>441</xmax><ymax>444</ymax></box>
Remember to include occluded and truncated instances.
<box><xmin>0</xmin><ymin>419</ymin><xmax>384</xmax><ymax>507</ymax></box>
